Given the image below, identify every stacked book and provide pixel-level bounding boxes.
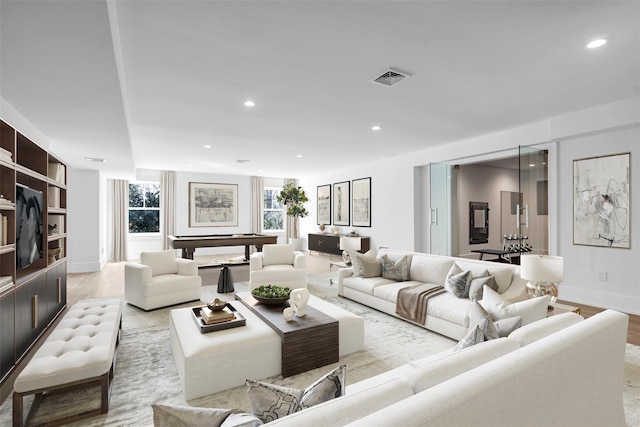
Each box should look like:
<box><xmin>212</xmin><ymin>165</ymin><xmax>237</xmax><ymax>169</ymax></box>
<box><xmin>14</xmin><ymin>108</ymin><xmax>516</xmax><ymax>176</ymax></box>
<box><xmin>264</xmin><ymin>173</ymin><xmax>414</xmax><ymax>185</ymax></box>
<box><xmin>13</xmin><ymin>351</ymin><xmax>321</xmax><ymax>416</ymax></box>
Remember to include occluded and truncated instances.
<box><xmin>0</xmin><ymin>196</ymin><xmax>15</xmax><ymax>207</ymax></box>
<box><xmin>199</xmin><ymin>306</ymin><xmax>236</xmax><ymax>325</ymax></box>
<box><xmin>0</xmin><ymin>276</ymin><xmax>14</xmax><ymax>294</ymax></box>
<box><xmin>0</xmin><ymin>213</ymin><xmax>7</xmax><ymax>245</ymax></box>
<box><xmin>0</xmin><ymin>147</ymin><xmax>12</xmax><ymax>162</ymax></box>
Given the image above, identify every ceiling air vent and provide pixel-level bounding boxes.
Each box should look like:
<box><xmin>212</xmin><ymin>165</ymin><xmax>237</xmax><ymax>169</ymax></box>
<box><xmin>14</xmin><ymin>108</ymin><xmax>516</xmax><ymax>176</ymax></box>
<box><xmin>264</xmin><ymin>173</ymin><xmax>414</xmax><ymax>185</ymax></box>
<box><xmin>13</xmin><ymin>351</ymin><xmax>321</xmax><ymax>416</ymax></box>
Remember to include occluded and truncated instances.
<box><xmin>372</xmin><ymin>68</ymin><xmax>412</xmax><ymax>87</ymax></box>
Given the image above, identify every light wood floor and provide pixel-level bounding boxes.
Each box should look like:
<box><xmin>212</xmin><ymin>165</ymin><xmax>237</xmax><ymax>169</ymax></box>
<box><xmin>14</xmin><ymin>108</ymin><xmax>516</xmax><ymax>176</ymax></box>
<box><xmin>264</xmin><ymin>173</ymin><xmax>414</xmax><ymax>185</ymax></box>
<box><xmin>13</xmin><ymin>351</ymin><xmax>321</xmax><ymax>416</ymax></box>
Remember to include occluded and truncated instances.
<box><xmin>67</xmin><ymin>252</ymin><xmax>640</xmax><ymax>345</ymax></box>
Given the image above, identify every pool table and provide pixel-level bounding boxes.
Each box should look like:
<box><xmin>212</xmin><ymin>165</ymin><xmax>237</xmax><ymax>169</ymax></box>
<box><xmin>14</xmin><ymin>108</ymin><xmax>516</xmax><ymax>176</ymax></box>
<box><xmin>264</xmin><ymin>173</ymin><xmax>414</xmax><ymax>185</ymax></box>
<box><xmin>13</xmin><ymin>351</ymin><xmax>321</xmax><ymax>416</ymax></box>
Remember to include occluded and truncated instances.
<box><xmin>168</xmin><ymin>234</ymin><xmax>277</xmax><ymax>260</ymax></box>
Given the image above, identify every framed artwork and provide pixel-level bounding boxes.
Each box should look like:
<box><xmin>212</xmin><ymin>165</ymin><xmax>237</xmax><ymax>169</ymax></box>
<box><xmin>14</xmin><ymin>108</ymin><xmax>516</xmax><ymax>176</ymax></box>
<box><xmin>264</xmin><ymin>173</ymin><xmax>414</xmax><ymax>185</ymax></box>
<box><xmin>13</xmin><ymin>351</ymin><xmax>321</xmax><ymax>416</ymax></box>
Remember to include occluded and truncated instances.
<box><xmin>352</xmin><ymin>177</ymin><xmax>371</xmax><ymax>227</ymax></box>
<box><xmin>317</xmin><ymin>184</ymin><xmax>331</xmax><ymax>225</ymax></box>
<box><xmin>333</xmin><ymin>181</ymin><xmax>350</xmax><ymax>226</ymax></box>
<box><xmin>189</xmin><ymin>182</ymin><xmax>238</xmax><ymax>227</ymax></box>
<box><xmin>573</xmin><ymin>152</ymin><xmax>630</xmax><ymax>248</ymax></box>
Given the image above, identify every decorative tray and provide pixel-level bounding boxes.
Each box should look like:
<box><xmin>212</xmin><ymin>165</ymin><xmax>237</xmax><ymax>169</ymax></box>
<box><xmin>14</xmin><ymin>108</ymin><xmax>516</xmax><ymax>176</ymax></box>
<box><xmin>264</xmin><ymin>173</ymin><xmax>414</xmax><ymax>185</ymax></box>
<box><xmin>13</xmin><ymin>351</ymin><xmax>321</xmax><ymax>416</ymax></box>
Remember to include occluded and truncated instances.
<box><xmin>191</xmin><ymin>303</ymin><xmax>246</xmax><ymax>334</ymax></box>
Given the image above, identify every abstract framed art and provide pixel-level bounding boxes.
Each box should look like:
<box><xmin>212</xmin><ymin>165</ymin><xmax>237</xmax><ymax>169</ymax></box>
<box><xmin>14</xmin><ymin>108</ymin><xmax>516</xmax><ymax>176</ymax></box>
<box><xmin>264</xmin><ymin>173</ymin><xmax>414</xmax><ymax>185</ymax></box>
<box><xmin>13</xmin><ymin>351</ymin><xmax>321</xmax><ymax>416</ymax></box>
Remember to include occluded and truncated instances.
<box><xmin>333</xmin><ymin>181</ymin><xmax>350</xmax><ymax>226</ymax></box>
<box><xmin>189</xmin><ymin>182</ymin><xmax>238</xmax><ymax>227</ymax></box>
<box><xmin>352</xmin><ymin>177</ymin><xmax>371</xmax><ymax>227</ymax></box>
<box><xmin>573</xmin><ymin>152</ymin><xmax>630</xmax><ymax>248</ymax></box>
<box><xmin>317</xmin><ymin>184</ymin><xmax>331</xmax><ymax>225</ymax></box>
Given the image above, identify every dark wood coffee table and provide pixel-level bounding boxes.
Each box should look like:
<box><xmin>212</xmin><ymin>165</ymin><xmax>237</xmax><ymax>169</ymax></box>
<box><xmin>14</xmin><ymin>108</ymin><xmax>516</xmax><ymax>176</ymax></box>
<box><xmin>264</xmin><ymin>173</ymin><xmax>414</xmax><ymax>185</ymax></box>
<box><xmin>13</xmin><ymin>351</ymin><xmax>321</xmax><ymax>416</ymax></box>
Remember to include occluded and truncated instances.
<box><xmin>235</xmin><ymin>292</ymin><xmax>339</xmax><ymax>377</ymax></box>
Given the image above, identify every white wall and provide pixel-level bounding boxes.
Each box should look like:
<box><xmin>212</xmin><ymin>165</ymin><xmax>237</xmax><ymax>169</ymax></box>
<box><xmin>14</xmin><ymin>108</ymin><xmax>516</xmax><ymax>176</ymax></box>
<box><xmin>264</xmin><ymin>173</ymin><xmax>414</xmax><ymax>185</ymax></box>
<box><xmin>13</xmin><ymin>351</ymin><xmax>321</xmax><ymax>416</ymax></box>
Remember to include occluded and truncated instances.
<box><xmin>67</xmin><ymin>168</ymin><xmax>103</xmax><ymax>272</ymax></box>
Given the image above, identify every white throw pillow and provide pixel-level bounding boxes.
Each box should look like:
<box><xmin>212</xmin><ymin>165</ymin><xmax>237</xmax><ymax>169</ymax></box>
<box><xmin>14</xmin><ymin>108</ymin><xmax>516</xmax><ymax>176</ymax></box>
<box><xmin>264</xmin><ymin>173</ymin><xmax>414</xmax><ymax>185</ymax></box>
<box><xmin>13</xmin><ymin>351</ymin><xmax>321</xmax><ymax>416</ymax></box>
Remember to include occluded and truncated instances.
<box><xmin>479</xmin><ymin>285</ymin><xmax>549</xmax><ymax>326</ymax></box>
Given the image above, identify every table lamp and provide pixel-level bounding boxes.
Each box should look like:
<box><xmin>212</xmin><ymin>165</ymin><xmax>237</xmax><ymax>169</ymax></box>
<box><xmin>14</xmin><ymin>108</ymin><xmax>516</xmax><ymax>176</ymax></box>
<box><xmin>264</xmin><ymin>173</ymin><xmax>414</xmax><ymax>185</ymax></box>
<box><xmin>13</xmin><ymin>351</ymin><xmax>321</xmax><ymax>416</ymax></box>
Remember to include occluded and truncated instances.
<box><xmin>520</xmin><ymin>254</ymin><xmax>563</xmax><ymax>304</ymax></box>
<box><xmin>339</xmin><ymin>237</ymin><xmax>361</xmax><ymax>265</ymax></box>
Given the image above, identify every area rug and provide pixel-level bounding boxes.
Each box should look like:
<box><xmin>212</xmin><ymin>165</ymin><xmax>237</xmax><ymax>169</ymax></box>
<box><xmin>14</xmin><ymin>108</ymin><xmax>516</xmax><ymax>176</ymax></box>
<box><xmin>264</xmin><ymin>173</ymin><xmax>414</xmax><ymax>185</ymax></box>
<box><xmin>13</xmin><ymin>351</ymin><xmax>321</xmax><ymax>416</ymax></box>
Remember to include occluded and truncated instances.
<box><xmin>1</xmin><ymin>273</ymin><xmax>638</xmax><ymax>426</ymax></box>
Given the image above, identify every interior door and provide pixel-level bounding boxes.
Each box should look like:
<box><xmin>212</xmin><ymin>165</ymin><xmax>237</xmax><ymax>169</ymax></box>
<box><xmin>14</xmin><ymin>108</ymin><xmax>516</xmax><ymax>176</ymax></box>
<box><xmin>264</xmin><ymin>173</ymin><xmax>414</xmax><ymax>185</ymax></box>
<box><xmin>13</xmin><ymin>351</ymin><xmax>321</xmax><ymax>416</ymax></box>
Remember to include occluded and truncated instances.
<box><xmin>429</xmin><ymin>162</ymin><xmax>457</xmax><ymax>256</ymax></box>
<box><xmin>518</xmin><ymin>146</ymin><xmax>549</xmax><ymax>255</ymax></box>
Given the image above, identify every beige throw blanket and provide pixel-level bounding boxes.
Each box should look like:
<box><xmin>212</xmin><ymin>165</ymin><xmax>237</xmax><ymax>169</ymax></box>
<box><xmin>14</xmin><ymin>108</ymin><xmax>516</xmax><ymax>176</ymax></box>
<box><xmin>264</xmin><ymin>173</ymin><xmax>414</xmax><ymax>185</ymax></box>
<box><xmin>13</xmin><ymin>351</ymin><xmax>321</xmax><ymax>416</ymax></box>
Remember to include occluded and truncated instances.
<box><xmin>396</xmin><ymin>283</ymin><xmax>446</xmax><ymax>324</ymax></box>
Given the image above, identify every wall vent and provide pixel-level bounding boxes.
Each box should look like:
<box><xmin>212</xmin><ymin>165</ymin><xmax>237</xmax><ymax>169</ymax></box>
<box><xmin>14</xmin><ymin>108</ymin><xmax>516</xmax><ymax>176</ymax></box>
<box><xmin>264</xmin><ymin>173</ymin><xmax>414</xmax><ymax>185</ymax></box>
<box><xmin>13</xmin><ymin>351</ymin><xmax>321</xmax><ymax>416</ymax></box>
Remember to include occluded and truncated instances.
<box><xmin>372</xmin><ymin>68</ymin><xmax>412</xmax><ymax>87</ymax></box>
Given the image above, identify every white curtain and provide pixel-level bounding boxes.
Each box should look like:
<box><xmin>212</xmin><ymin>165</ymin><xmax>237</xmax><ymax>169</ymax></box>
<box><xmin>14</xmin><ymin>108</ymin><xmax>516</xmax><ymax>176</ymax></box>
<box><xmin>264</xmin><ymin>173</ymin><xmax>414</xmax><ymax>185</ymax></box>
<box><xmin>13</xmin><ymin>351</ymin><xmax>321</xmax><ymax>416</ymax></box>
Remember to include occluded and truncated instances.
<box><xmin>250</xmin><ymin>176</ymin><xmax>263</xmax><ymax>253</ymax></box>
<box><xmin>285</xmin><ymin>178</ymin><xmax>297</xmax><ymax>242</ymax></box>
<box><xmin>161</xmin><ymin>171</ymin><xmax>176</xmax><ymax>250</ymax></box>
<box><xmin>111</xmin><ymin>179</ymin><xmax>128</xmax><ymax>261</ymax></box>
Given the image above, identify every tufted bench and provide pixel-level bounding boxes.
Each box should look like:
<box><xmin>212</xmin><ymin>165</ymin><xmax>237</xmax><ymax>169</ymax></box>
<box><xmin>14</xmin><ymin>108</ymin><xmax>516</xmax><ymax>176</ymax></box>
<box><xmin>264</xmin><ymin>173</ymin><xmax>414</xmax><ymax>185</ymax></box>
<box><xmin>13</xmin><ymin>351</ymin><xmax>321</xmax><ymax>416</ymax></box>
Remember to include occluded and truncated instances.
<box><xmin>12</xmin><ymin>298</ymin><xmax>123</xmax><ymax>427</ymax></box>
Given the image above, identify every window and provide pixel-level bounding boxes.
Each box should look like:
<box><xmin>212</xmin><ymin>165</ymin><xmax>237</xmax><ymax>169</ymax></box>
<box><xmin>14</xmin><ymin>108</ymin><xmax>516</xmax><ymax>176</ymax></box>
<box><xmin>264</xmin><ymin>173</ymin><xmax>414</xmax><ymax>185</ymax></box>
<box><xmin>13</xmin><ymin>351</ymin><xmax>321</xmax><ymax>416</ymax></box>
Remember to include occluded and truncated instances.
<box><xmin>129</xmin><ymin>182</ymin><xmax>160</xmax><ymax>233</ymax></box>
<box><xmin>263</xmin><ymin>187</ymin><xmax>284</xmax><ymax>232</ymax></box>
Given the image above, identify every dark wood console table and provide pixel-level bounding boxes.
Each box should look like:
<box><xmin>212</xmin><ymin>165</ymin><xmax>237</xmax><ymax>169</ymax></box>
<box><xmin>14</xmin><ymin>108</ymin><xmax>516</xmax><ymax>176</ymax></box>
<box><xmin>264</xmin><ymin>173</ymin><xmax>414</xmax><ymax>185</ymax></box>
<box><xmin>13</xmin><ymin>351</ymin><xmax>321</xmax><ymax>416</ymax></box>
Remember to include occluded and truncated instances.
<box><xmin>308</xmin><ymin>233</ymin><xmax>370</xmax><ymax>256</ymax></box>
<box><xmin>168</xmin><ymin>234</ymin><xmax>277</xmax><ymax>260</ymax></box>
<box><xmin>235</xmin><ymin>292</ymin><xmax>338</xmax><ymax>377</ymax></box>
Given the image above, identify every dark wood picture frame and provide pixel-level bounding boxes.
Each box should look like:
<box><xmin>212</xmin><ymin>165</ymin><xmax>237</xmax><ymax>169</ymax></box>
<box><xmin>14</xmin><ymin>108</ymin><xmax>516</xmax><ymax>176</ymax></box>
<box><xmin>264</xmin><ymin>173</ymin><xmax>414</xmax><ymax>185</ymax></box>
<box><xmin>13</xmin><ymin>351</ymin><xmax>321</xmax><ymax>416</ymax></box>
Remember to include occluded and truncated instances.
<box><xmin>351</xmin><ymin>177</ymin><xmax>371</xmax><ymax>227</ymax></box>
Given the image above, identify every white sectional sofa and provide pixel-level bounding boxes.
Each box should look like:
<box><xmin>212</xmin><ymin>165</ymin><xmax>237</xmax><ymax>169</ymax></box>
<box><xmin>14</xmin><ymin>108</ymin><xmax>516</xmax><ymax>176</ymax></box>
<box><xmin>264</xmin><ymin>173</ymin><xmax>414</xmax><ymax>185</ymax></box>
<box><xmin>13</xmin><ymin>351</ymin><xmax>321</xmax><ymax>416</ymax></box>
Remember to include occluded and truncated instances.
<box><xmin>337</xmin><ymin>248</ymin><xmax>529</xmax><ymax>340</ymax></box>
<box><xmin>266</xmin><ymin>309</ymin><xmax>629</xmax><ymax>427</ymax></box>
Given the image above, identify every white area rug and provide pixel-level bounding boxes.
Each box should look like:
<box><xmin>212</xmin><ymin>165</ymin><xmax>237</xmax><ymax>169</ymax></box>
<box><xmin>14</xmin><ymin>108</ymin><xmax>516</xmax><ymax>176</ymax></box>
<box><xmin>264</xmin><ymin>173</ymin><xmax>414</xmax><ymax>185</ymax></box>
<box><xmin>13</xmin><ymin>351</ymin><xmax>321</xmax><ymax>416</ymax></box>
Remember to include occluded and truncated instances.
<box><xmin>1</xmin><ymin>273</ymin><xmax>638</xmax><ymax>426</ymax></box>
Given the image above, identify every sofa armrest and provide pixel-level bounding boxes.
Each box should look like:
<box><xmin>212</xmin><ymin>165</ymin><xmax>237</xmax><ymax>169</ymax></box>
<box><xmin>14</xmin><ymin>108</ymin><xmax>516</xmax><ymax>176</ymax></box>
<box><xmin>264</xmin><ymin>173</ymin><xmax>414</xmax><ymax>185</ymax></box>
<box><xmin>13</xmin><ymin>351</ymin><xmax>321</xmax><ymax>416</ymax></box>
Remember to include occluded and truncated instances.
<box><xmin>336</xmin><ymin>267</ymin><xmax>354</xmax><ymax>296</ymax></box>
<box><xmin>176</xmin><ymin>257</ymin><xmax>199</xmax><ymax>276</ymax></box>
<box><xmin>250</xmin><ymin>252</ymin><xmax>264</xmax><ymax>271</ymax></box>
<box><xmin>293</xmin><ymin>251</ymin><xmax>307</xmax><ymax>269</ymax></box>
<box><xmin>124</xmin><ymin>263</ymin><xmax>152</xmax><ymax>285</ymax></box>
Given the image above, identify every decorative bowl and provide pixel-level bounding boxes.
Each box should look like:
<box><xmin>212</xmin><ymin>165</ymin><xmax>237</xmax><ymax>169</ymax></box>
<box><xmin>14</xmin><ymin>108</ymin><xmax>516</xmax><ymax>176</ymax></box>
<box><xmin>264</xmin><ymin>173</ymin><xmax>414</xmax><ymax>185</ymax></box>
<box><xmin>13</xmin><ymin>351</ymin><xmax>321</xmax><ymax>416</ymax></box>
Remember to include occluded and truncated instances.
<box><xmin>251</xmin><ymin>285</ymin><xmax>291</xmax><ymax>305</ymax></box>
<box><xmin>207</xmin><ymin>298</ymin><xmax>227</xmax><ymax>312</ymax></box>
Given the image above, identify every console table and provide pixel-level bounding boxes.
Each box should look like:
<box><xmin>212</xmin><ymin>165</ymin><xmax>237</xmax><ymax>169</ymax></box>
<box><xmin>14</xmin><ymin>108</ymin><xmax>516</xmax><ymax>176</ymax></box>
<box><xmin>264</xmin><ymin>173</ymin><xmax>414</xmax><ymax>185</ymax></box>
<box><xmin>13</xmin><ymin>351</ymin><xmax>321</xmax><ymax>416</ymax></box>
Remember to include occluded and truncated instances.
<box><xmin>308</xmin><ymin>233</ymin><xmax>370</xmax><ymax>256</ymax></box>
<box><xmin>235</xmin><ymin>292</ymin><xmax>339</xmax><ymax>377</ymax></box>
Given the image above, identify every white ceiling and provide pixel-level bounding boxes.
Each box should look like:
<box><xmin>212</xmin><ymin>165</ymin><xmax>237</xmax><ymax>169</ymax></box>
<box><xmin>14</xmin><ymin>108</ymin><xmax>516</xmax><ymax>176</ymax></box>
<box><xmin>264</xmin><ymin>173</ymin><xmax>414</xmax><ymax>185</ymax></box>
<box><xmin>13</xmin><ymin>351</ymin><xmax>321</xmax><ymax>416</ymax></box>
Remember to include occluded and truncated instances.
<box><xmin>1</xmin><ymin>1</ymin><xmax>638</xmax><ymax>179</ymax></box>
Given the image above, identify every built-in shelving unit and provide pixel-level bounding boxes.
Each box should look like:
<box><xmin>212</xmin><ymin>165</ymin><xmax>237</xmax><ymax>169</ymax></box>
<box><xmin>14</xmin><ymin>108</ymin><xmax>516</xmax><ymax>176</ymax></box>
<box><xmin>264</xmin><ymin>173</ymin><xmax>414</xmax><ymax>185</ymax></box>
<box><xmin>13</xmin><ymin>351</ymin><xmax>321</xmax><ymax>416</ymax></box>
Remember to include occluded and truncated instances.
<box><xmin>0</xmin><ymin>119</ymin><xmax>67</xmax><ymax>402</ymax></box>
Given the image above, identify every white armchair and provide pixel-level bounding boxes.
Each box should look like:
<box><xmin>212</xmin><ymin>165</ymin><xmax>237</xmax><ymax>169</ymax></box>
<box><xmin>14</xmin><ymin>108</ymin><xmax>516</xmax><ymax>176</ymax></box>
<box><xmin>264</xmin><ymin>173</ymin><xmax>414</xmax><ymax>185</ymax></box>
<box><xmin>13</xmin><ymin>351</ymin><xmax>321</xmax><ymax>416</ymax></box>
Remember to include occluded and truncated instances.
<box><xmin>249</xmin><ymin>243</ymin><xmax>307</xmax><ymax>290</ymax></box>
<box><xmin>125</xmin><ymin>250</ymin><xmax>202</xmax><ymax>311</ymax></box>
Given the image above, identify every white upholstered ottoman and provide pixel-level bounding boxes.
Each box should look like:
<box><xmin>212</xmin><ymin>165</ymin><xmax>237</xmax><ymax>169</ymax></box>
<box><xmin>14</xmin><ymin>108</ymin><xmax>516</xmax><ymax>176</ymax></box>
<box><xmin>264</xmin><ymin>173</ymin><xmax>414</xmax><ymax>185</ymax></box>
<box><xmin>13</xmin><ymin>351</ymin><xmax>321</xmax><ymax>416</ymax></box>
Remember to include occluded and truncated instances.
<box><xmin>169</xmin><ymin>297</ymin><xmax>365</xmax><ymax>400</ymax></box>
<box><xmin>170</xmin><ymin>301</ymin><xmax>282</xmax><ymax>400</ymax></box>
<box><xmin>13</xmin><ymin>298</ymin><xmax>123</xmax><ymax>426</ymax></box>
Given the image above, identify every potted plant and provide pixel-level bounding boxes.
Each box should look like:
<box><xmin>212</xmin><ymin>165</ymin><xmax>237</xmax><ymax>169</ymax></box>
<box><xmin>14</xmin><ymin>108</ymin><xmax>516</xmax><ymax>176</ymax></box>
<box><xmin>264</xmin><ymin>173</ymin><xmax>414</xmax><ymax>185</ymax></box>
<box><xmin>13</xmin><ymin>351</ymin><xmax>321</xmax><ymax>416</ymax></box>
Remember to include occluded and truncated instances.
<box><xmin>277</xmin><ymin>183</ymin><xmax>309</xmax><ymax>250</ymax></box>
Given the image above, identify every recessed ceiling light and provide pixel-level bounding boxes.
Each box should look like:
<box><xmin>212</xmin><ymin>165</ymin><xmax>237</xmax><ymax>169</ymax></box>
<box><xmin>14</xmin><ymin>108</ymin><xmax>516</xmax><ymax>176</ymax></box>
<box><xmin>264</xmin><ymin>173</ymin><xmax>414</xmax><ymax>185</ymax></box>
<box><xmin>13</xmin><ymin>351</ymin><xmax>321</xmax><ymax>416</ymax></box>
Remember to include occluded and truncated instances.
<box><xmin>244</xmin><ymin>100</ymin><xmax>256</xmax><ymax>107</ymax></box>
<box><xmin>371</xmin><ymin>125</ymin><xmax>381</xmax><ymax>131</ymax></box>
<box><xmin>237</xmin><ymin>159</ymin><xmax>250</xmax><ymax>163</ymax></box>
<box><xmin>187</xmin><ymin>164</ymin><xmax>193</xmax><ymax>168</ymax></box>
<box><xmin>203</xmin><ymin>145</ymin><xmax>211</xmax><ymax>149</ymax></box>
<box><xmin>85</xmin><ymin>157</ymin><xmax>105</xmax><ymax>163</ymax></box>
<box><xmin>296</xmin><ymin>154</ymin><xmax>303</xmax><ymax>158</ymax></box>
<box><xmin>587</xmin><ymin>39</ymin><xmax>607</xmax><ymax>49</ymax></box>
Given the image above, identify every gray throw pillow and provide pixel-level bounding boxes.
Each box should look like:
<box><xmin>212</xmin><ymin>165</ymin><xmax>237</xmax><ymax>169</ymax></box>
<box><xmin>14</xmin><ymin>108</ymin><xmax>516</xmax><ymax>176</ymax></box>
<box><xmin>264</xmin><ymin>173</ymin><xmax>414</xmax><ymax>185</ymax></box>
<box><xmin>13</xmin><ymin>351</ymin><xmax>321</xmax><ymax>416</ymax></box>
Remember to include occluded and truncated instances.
<box><xmin>246</xmin><ymin>365</ymin><xmax>346</xmax><ymax>423</ymax></box>
<box><xmin>454</xmin><ymin>325</ymin><xmax>485</xmax><ymax>351</ymax></box>
<box><xmin>381</xmin><ymin>254</ymin><xmax>410</xmax><ymax>281</ymax></box>
<box><xmin>494</xmin><ymin>316</ymin><xmax>523</xmax><ymax>337</ymax></box>
<box><xmin>468</xmin><ymin>275</ymin><xmax>498</xmax><ymax>301</ymax></box>
<box><xmin>357</xmin><ymin>255</ymin><xmax>382</xmax><ymax>278</ymax></box>
<box><xmin>445</xmin><ymin>269</ymin><xmax>472</xmax><ymax>298</ymax></box>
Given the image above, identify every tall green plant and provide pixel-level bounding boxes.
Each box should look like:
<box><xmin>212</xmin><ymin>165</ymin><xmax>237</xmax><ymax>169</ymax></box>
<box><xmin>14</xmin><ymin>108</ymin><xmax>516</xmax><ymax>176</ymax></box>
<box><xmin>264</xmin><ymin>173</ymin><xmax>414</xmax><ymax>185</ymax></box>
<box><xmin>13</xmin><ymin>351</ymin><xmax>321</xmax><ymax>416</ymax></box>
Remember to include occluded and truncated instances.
<box><xmin>277</xmin><ymin>183</ymin><xmax>309</xmax><ymax>239</ymax></box>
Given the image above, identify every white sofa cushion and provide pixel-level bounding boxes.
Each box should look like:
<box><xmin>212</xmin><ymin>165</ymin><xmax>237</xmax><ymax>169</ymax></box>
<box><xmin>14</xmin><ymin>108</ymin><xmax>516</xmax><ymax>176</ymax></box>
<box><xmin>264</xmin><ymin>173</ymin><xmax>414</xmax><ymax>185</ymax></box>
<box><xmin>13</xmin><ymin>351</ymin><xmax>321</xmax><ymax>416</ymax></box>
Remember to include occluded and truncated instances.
<box><xmin>425</xmin><ymin>292</ymin><xmax>472</xmax><ymax>327</ymax></box>
<box><xmin>408</xmin><ymin>255</ymin><xmax>454</xmax><ymax>284</ymax></box>
<box><xmin>141</xmin><ymin>250</ymin><xmax>178</xmax><ymax>276</ymax></box>
<box><xmin>262</xmin><ymin>244</ymin><xmax>295</xmax><ymax>266</ymax></box>
<box><xmin>508</xmin><ymin>311</ymin><xmax>584</xmax><ymax>346</ymax></box>
<box><xmin>405</xmin><ymin>337</ymin><xmax>520</xmax><ymax>393</ymax></box>
<box><xmin>480</xmin><ymin>286</ymin><xmax>549</xmax><ymax>325</ymax></box>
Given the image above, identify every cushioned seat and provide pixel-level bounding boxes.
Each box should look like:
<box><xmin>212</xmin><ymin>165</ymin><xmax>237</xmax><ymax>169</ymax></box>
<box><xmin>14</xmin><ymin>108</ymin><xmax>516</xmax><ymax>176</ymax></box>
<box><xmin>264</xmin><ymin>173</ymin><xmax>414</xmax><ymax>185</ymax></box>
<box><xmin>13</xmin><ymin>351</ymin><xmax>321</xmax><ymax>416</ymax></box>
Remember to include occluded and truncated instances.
<box><xmin>125</xmin><ymin>250</ymin><xmax>201</xmax><ymax>311</ymax></box>
<box><xmin>250</xmin><ymin>244</ymin><xmax>307</xmax><ymax>290</ymax></box>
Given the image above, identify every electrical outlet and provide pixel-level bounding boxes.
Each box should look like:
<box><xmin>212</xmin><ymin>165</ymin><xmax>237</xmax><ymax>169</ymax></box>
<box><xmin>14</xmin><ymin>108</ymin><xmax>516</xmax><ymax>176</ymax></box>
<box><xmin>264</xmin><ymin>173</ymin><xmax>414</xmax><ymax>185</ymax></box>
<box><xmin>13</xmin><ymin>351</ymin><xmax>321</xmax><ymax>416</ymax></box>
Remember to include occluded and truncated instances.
<box><xmin>598</xmin><ymin>271</ymin><xmax>608</xmax><ymax>282</ymax></box>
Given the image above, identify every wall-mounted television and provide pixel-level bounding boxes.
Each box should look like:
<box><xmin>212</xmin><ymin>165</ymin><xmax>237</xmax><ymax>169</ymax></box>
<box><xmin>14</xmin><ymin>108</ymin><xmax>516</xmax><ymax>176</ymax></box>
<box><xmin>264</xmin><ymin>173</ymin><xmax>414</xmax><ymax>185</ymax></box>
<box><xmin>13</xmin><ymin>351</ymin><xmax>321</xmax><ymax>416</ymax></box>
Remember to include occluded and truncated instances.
<box><xmin>16</xmin><ymin>184</ymin><xmax>44</xmax><ymax>270</ymax></box>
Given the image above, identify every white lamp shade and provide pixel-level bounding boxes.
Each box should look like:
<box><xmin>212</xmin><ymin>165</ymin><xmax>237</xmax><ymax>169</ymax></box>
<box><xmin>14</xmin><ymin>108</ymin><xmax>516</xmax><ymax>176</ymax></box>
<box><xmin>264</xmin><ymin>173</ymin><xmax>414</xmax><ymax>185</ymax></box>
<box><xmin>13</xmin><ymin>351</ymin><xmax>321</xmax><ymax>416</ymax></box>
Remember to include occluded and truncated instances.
<box><xmin>339</xmin><ymin>237</ymin><xmax>361</xmax><ymax>251</ymax></box>
<box><xmin>520</xmin><ymin>255</ymin><xmax>563</xmax><ymax>283</ymax></box>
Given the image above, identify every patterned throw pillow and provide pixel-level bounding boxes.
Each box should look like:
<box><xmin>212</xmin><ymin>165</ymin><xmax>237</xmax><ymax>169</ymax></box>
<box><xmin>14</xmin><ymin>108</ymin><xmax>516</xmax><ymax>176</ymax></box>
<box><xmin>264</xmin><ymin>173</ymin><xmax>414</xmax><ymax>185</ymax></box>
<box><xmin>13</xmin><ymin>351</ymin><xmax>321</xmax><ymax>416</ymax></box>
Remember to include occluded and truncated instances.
<box><xmin>246</xmin><ymin>365</ymin><xmax>346</xmax><ymax>423</ymax></box>
<box><xmin>445</xmin><ymin>263</ymin><xmax>472</xmax><ymax>298</ymax></box>
<box><xmin>454</xmin><ymin>302</ymin><xmax>522</xmax><ymax>351</ymax></box>
<box><xmin>151</xmin><ymin>405</ymin><xmax>263</xmax><ymax>427</ymax></box>
<box><xmin>381</xmin><ymin>254</ymin><xmax>410</xmax><ymax>281</ymax></box>
<box><xmin>354</xmin><ymin>253</ymin><xmax>382</xmax><ymax>278</ymax></box>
